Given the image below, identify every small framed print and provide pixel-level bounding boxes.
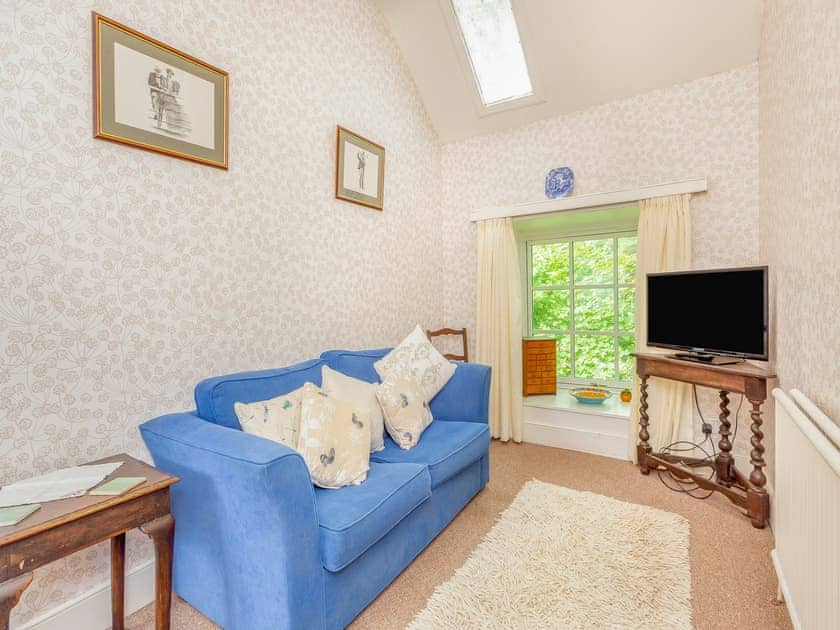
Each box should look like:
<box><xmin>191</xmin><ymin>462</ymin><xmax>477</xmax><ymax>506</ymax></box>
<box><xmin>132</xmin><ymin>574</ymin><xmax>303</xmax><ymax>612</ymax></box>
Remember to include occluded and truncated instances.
<box><xmin>335</xmin><ymin>126</ymin><xmax>385</xmax><ymax>210</ymax></box>
<box><xmin>92</xmin><ymin>12</ymin><xmax>229</xmax><ymax>169</ymax></box>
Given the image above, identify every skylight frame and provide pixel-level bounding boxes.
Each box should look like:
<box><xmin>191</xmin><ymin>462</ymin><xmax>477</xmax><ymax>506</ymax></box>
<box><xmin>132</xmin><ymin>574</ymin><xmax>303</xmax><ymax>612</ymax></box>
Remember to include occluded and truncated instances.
<box><xmin>451</xmin><ymin>0</ymin><xmax>533</xmax><ymax>106</ymax></box>
<box><xmin>440</xmin><ymin>0</ymin><xmax>544</xmax><ymax>117</ymax></box>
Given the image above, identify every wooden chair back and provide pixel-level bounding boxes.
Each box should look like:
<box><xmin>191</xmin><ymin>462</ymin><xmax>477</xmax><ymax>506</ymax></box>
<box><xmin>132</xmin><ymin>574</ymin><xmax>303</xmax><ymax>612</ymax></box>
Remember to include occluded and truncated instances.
<box><xmin>426</xmin><ymin>327</ymin><xmax>469</xmax><ymax>362</ymax></box>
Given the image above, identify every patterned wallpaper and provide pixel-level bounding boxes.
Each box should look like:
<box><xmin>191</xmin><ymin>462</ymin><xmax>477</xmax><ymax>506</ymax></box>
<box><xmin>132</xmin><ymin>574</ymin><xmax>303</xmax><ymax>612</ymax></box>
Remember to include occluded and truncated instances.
<box><xmin>1</xmin><ymin>0</ymin><xmax>443</xmax><ymax>624</ymax></box>
<box><xmin>440</xmin><ymin>64</ymin><xmax>761</xmax><ymax>461</ymax></box>
<box><xmin>759</xmin><ymin>1</ymin><xmax>840</xmax><ymax>425</ymax></box>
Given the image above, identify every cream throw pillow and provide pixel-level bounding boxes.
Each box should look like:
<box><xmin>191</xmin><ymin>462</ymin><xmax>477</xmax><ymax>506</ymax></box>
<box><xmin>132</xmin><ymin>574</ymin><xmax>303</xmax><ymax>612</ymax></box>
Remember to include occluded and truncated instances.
<box><xmin>234</xmin><ymin>386</ymin><xmax>303</xmax><ymax>449</ymax></box>
<box><xmin>376</xmin><ymin>375</ymin><xmax>433</xmax><ymax>450</ymax></box>
<box><xmin>321</xmin><ymin>365</ymin><xmax>385</xmax><ymax>452</ymax></box>
<box><xmin>298</xmin><ymin>383</ymin><xmax>371</xmax><ymax>488</ymax></box>
<box><xmin>374</xmin><ymin>325</ymin><xmax>456</xmax><ymax>402</ymax></box>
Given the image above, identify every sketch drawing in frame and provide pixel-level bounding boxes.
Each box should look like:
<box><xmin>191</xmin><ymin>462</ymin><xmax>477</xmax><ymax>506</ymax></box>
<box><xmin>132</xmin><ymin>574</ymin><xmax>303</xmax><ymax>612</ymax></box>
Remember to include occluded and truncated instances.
<box><xmin>92</xmin><ymin>12</ymin><xmax>229</xmax><ymax>169</ymax></box>
<box><xmin>335</xmin><ymin>126</ymin><xmax>385</xmax><ymax>210</ymax></box>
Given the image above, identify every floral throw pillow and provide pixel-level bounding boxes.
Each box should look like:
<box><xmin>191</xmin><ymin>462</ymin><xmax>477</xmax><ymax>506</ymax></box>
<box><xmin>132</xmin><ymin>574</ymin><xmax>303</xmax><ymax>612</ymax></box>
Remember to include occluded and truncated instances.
<box><xmin>374</xmin><ymin>324</ymin><xmax>457</xmax><ymax>402</ymax></box>
<box><xmin>297</xmin><ymin>383</ymin><xmax>371</xmax><ymax>488</ymax></box>
<box><xmin>321</xmin><ymin>365</ymin><xmax>385</xmax><ymax>453</ymax></box>
<box><xmin>234</xmin><ymin>386</ymin><xmax>304</xmax><ymax>449</ymax></box>
<box><xmin>376</xmin><ymin>375</ymin><xmax>433</xmax><ymax>450</ymax></box>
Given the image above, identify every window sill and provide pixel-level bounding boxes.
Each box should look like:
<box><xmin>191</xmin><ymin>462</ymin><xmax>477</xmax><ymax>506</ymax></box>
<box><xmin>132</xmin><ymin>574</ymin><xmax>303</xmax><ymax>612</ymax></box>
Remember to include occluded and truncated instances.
<box><xmin>524</xmin><ymin>387</ymin><xmax>632</xmax><ymax>419</ymax></box>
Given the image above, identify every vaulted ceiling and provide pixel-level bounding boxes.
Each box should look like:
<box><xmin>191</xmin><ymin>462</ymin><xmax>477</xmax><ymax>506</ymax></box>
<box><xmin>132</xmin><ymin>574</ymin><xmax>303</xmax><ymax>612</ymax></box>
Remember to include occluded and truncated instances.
<box><xmin>375</xmin><ymin>0</ymin><xmax>763</xmax><ymax>143</ymax></box>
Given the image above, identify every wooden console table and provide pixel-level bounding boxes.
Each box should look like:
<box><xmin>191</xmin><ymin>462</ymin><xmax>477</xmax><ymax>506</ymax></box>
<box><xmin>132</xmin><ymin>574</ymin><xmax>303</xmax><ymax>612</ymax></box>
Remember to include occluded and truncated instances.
<box><xmin>633</xmin><ymin>352</ymin><xmax>776</xmax><ymax>528</ymax></box>
<box><xmin>0</xmin><ymin>454</ymin><xmax>178</xmax><ymax>630</ymax></box>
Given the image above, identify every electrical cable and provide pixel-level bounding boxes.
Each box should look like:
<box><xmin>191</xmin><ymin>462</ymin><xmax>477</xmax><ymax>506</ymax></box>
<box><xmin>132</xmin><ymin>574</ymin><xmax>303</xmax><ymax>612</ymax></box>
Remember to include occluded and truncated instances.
<box><xmin>654</xmin><ymin>385</ymin><xmax>725</xmax><ymax>500</ymax></box>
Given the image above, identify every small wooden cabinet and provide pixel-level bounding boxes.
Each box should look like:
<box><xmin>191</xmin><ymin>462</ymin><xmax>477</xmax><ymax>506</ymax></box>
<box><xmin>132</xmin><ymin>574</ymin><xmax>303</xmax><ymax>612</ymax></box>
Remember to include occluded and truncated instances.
<box><xmin>522</xmin><ymin>338</ymin><xmax>557</xmax><ymax>396</ymax></box>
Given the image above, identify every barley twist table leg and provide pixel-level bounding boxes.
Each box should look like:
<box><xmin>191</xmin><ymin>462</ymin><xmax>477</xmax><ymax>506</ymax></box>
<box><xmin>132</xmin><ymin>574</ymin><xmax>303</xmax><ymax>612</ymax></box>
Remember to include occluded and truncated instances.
<box><xmin>638</xmin><ymin>375</ymin><xmax>651</xmax><ymax>474</ymax></box>
<box><xmin>716</xmin><ymin>390</ymin><xmax>733</xmax><ymax>486</ymax></box>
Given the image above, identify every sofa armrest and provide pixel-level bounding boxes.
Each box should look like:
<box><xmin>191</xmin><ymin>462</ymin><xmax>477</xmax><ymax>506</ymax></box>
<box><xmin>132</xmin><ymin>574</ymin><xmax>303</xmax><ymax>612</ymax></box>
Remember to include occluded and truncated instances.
<box><xmin>430</xmin><ymin>362</ymin><xmax>491</xmax><ymax>424</ymax></box>
<box><xmin>140</xmin><ymin>413</ymin><xmax>325</xmax><ymax>630</ymax></box>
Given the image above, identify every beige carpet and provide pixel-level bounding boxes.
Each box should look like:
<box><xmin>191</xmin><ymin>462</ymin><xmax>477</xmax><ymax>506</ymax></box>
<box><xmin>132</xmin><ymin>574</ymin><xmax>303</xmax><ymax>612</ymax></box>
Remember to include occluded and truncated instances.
<box><xmin>127</xmin><ymin>441</ymin><xmax>791</xmax><ymax>630</ymax></box>
<box><xmin>408</xmin><ymin>480</ymin><xmax>692</xmax><ymax>629</ymax></box>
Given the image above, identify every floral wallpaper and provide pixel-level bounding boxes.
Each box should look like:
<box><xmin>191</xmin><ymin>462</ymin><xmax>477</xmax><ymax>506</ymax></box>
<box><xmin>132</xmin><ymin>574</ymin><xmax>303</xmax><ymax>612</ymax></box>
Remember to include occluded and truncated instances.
<box><xmin>440</xmin><ymin>64</ymin><xmax>761</xmax><ymax>463</ymax></box>
<box><xmin>1</xmin><ymin>0</ymin><xmax>443</xmax><ymax>624</ymax></box>
<box><xmin>759</xmin><ymin>1</ymin><xmax>840</xmax><ymax>427</ymax></box>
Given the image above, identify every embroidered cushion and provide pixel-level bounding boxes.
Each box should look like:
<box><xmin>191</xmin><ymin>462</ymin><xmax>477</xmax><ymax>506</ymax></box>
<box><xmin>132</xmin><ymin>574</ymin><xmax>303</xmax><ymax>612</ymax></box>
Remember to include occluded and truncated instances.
<box><xmin>321</xmin><ymin>365</ymin><xmax>385</xmax><ymax>453</ymax></box>
<box><xmin>373</xmin><ymin>324</ymin><xmax>456</xmax><ymax>402</ymax></box>
<box><xmin>298</xmin><ymin>383</ymin><xmax>371</xmax><ymax>488</ymax></box>
<box><xmin>376</xmin><ymin>375</ymin><xmax>433</xmax><ymax>450</ymax></box>
<box><xmin>233</xmin><ymin>386</ymin><xmax>303</xmax><ymax>448</ymax></box>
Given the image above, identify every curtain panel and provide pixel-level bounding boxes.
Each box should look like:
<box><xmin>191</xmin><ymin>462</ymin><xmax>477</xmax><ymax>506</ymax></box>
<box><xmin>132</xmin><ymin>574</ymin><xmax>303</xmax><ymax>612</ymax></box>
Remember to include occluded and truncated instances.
<box><xmin>475</xmin><ymin>217</ymin><xmax>523</xmax><ymax>442</ymax></box>
<box><xmin>630</xmin><ymin>194</ymin><xmax>695</xmax><ymax>461</ymax></box>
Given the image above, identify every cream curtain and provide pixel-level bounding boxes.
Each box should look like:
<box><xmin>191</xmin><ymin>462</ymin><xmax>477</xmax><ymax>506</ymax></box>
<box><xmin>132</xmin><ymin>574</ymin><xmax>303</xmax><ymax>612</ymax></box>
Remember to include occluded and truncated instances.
<box><xmin>629</xmin><ymin>194</ymin><xmax>694</xmax><ymax>461</ymax></box>
<box><xmin>475</xmin><ymin>217</ymin><xmax>523</xmax><ymax>442</ymax></box>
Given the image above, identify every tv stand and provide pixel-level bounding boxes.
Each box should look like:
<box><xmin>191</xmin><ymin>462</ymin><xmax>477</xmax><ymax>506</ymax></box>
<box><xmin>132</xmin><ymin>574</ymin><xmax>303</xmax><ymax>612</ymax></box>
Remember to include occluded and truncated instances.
<box><xmin>632</xmin><ymin>352</ymin><xmax>776</xmax><ymax>528</ymax></box>
<box><xmin>670</xmin><ymin>352</ymin><xmax>743</xmax><ymax>366</ymax></box>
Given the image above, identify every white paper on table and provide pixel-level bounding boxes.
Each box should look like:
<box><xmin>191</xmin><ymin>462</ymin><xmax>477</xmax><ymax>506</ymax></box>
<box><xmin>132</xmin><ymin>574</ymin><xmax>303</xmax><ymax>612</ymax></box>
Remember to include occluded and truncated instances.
<box><xmin>0</xmin><ymin>462</ymin><xmax>123</xmax><ymax>507</ymax></box>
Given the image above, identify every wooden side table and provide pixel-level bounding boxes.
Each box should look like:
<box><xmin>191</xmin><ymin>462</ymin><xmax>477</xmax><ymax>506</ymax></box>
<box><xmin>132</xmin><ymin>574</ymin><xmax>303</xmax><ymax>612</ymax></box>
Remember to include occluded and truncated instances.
<box><xmin>633</xmin><ymin>352</ymin><xmax>775</xmax><ymax>528</ymax></box>
<box><xmin>0</xmin><ymin>454</ymin><xmax>178</xmax><ymax>630</ymax></box>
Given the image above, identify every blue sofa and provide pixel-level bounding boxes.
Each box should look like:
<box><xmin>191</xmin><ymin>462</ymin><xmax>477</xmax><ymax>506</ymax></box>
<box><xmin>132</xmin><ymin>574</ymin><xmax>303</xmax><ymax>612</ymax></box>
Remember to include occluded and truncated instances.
<box><xmin>139</xmin><ymin>348</ymin><xmax>491</xmax><ymax>629</ymax></box>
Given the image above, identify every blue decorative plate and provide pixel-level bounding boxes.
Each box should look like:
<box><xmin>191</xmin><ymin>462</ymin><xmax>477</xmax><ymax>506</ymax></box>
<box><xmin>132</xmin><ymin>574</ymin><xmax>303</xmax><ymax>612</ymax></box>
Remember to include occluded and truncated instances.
<box><xmin>570</xmin><ymin>387</ymin><xmax>613</xmax><ymax>405</ymax></box>
<box><xmin>545</xmin><ymin>167</ymin><xmax>575</xmax><ymax>199</ymax></box>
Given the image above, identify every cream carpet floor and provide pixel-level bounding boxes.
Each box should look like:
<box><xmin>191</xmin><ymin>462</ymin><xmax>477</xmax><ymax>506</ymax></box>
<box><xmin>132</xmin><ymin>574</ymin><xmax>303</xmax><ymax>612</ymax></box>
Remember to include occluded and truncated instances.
<box><xmin>408</xmin><ymin>480</ymin><xmax>691</xmax><ymax>629</ymax></box>
<box><xmin>127</xmin><ymin>441</ymin><xmax>791</xmax><ymax>630</ymax></box>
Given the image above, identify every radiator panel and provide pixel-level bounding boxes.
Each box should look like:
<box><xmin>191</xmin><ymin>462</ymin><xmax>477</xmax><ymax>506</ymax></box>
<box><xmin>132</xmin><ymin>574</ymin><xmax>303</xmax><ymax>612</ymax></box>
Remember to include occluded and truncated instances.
<box><xmin>772</xmin><ymin>388</ymin><xmax>840</xmax><ymax>630</ymax></box>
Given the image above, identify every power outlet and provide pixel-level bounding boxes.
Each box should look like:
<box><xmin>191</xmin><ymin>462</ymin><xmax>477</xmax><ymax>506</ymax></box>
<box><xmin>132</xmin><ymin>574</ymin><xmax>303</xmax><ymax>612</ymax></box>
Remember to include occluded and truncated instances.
<box><xmin>702</xmin><ymin>422</ymin><xmax>713</xmax><ymax>435</ymax></box>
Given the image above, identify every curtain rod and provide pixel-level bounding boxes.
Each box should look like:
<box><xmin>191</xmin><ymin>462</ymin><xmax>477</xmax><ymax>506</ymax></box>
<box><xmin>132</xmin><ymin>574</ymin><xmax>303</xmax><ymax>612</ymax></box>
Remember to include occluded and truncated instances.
<box><xmin>469</xmin><ymin>177</ymin><xmax>708</xmax><ymax>222</ymax></box>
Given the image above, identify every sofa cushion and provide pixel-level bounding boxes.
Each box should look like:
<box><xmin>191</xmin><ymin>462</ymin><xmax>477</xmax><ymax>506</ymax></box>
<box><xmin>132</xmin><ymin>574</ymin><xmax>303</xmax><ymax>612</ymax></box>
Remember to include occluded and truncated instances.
<box><xmin>194</xmin><ymin>359</ymin><xmax>324</xmax><ymax>429</ymax></box>
<box><xmin>377</xmin><ymin>375</ymin><xmax>433</xmax><ymax>450</ymax></box>
<box><xmin>373</xmin><ymin>325</ymin><xmax>456</xmax><ymax>402</ymax></box>
<box><xmin>298</xmin><ymin>383</ymin><xmax>371</xmax><ymax>489</ymax></box>
<box><xmin>371</xmin><ymin>421</ymin><xmax>489</xmax><ymax>488</ymax></box>
<box><xmin>320</xmin><ymin>349</ymin><xmax>389</xmax><ymax>384</ymax></box>
<box><xmin>321</xmin><ymin>365</ymin><xmax>385</xmax><ymax>452</ymax></box>
<box><xmin>233</xmin><ymin>385</ymin><xmax>304</xmax><ymax>449</ymax></box>
<box><xmin>314</xmin><ymin>462</ymin><xmax>431</xmax><ymax>572</ymax></box>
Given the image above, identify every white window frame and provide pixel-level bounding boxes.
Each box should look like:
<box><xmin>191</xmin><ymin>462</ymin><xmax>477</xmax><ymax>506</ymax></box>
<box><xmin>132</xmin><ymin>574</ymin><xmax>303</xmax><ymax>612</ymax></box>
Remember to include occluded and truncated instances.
<box><xmin>526</xmin><ymin>229</ymin><xmax>637</xmax><ymax>388</ymax></box>
<box><xmin>439</xmin><ymin>0</ymin><xmax>546</xmax><ymax>117</ymax></box>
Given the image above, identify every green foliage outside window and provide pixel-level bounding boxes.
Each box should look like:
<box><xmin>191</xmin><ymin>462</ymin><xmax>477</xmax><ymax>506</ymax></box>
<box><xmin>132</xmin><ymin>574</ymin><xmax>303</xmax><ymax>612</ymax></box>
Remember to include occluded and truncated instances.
<box><xmin>530</xmin><ymin>233</ymin><xmax>637</xmax><ymax>383</ymax></box>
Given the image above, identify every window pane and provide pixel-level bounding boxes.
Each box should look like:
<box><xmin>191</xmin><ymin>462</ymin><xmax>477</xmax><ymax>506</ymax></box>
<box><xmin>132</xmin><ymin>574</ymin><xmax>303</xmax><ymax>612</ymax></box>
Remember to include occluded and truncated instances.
<box><xmin>619</xmin><ymin>335</ymin><xmax>636</xmax><ymax>381</ymax></box>
<box><xmin>617</xmin><ymin>236</ymin><xmax>637</xmax><ymax>284</ymax></box>
<box><xmin>451</xmin><ymin>0</ymin><xmax>533</xmax><ymax>105</ymax></box>
<box><xmin>555</xmin><ymin>334</ymin><xmax>571</xmax><ymax>378</ymax></box>
<box><xmin>574</xmin><ymin>335</ymin><xmax>616</xmax><ymax>381</ymax></box>
<box><xmin>532</xmin><ymin>290</ymin><xmax>569</xmax><ymax>331</ymax></box>
<box><xmin>574</xmin><ymin>289</ymin><xmax>614</xmax><ymax>331</ymax></box>
<box><xmin>618</xmin><ymin>287</ymin><xmax>635</xmax><ymax>332</ymax></box>
<box><xmin>573</xmin><ymin>238</ymin><xmax>614</xmax><ymax>284</ymax></box>
<box><xmin>531</xmin><ymin>242</ymin><xmax>569</xmax><ymax>286</ymax></box>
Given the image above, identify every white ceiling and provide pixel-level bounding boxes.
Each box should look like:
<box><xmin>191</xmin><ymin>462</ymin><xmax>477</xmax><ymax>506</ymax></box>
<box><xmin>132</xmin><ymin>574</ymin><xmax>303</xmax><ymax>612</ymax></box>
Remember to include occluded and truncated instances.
<box><xmin>375</xmin><ymin>0</ymin><xmax>763</xmax><ymax>143</ymax></box>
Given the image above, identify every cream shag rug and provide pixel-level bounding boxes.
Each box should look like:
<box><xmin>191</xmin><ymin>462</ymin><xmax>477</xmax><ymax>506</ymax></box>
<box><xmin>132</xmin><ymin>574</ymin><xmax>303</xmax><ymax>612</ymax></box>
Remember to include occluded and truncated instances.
<box><xmin>409</xmin><ymin>480</ymin><xmax>691</xmax><ymax>629</ymax></box>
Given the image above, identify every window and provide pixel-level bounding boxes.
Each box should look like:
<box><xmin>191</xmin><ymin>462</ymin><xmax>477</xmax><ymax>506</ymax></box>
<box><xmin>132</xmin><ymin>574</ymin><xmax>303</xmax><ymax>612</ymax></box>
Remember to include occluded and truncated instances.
<box><xmin>527</xmin><ymin>232</ymin><xmax>637</xmax><ymax>385</ymax></box>
<box><xmin>451</xmin><ymin>0</ymin><xmax>533</xmax><ymax>106</ymax></box>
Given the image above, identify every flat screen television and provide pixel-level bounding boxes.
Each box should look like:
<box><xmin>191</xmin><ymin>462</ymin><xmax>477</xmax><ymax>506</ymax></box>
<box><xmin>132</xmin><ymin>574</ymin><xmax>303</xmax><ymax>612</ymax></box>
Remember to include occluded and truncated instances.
<box><xmin>647</xmin><ymin>266</ymin><xmax>768</xmax><ymax>362</ymax></box>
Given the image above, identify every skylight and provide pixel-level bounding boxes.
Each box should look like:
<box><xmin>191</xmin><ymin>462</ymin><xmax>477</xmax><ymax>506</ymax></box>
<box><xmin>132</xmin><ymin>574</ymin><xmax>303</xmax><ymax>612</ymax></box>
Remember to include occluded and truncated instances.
<box><xmin>451</xmin><ymin>0</ymin><xmax>533</xmax><ymax>106</ymax></box>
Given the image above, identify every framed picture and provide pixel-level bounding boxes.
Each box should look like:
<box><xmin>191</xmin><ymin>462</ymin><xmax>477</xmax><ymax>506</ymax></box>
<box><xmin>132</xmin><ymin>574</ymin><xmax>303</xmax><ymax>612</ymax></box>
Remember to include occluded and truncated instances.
<box><xmin>335</xmin><ymin>126</ymin><xmax>385</xmax><ymax>210</ymax></box>
<box><xmin>92</xmin><ymin>12</ymin><xmax>229</xmax><ymax>169</ymax></box>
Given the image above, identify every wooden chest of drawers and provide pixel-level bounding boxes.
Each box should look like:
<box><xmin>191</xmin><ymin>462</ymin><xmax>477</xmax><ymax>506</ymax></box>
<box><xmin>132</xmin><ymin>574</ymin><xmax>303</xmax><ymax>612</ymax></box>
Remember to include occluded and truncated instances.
<box><xmin>522</xmin><ymin>338</ymin><xmax>557</xmax><ymax>396</ymax></box>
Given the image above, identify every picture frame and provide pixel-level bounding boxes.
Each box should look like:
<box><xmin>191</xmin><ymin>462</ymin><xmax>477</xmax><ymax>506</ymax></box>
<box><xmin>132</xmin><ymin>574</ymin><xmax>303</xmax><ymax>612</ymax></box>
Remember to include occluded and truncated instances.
<box><xmin>335</xmin><ymin>126</ymin><xmax>385</xmax><ymax>210</ymax></box>
<box><xmin>92</xmin><ymin>12</ymin><xmax>229</xmax><ymax>169</ymax></box>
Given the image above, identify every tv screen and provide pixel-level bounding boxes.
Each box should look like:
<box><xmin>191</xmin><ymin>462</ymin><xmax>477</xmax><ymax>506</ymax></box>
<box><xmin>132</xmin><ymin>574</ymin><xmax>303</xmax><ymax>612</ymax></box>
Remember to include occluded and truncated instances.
<box><xmin>647</xmin><ymin>267</ymin><xmax>768</xmax><ymax>359</ymax></box>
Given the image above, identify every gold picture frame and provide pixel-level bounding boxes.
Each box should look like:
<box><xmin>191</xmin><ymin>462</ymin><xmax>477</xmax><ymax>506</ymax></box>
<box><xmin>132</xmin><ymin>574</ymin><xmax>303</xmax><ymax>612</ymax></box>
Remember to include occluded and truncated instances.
<box><xmin>335</xmin><ymin>126</ymin><xmax>385</xmax><ymax>210</ymax></box>
<box><xmin>92</xmin><ymin>12</ymin><xmax>229</xmax><ymax>169</ymax></box>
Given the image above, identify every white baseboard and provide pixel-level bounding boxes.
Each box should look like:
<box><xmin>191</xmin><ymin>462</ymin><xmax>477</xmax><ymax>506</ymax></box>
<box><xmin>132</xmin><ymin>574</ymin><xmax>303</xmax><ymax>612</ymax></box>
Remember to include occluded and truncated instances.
<box><xmin>15</xmin><ymin>559</ymin><xmax>156</xmax><ymax>630</ymax></box>
<box><xmin>523</xmin><ymin>401</ymin><xmax>630</xmax><ymax>460</ymax></box>
<box><xmin>770</xmin><ymin>549</ymin><xmax>800</xmax><ymax>630</ymax></box>
<box><xmin>523</xmin><ymin>420</ymin><xmax>629</xmax><ymax>460</ymax></box>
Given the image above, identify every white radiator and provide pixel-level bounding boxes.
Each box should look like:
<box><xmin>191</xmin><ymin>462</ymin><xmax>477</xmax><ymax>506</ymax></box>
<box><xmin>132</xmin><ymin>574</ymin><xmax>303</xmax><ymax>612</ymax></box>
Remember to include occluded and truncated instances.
<box><xmin>771</xmin><ymin>388</ymin><xmax>840</xmax><ymax>630</ymax></box>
